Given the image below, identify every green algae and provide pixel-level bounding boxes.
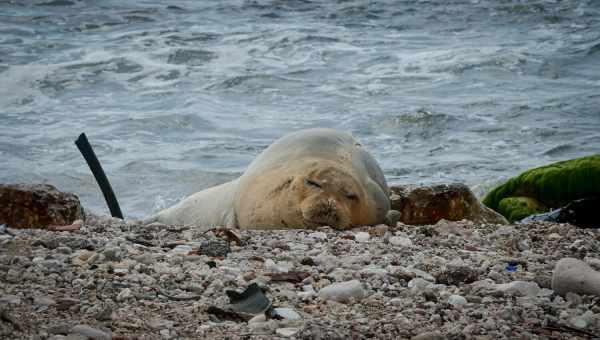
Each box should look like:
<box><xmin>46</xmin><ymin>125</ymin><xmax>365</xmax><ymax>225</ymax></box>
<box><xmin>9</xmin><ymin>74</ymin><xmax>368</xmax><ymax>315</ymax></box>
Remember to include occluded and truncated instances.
<box><xmin>497</xmin><ymin>196</ymin><xmax>548</xmax><ymax>223</ymax></box>
<box><xmin>483</xmin><ymin>155</ymin><xmax>600</xmax><ymax>218</ymax></box>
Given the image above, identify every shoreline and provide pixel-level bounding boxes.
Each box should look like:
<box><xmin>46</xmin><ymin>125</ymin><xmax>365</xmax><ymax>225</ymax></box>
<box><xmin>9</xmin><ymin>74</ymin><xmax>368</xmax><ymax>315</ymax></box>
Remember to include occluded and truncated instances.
<box><xmin>1</xmin><ymin>215</ymin><xmax>599</xmax><ymax>339</ymax></box>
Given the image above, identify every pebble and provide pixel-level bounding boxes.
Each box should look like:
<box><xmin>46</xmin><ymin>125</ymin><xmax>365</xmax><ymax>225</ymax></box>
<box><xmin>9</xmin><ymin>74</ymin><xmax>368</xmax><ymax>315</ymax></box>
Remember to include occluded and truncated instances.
<box><xmin>264</xmin><ymin>259</ymin><xmax>290</xmax><ymax>273</ymax></box>
<box><xmin>0</xmin><ymin>294</ymin><xmax>21</xmax><ymax>305</ymax></box>
<box><xmin>159</xmin><ymin>329</ymin><xmax>171</xmax><ymax>339</ymax></box>
<box><xmin>276</xmin><ymin>327</ymin><xmax>300</xmax><ymax>337</ymax></box>
<box><xmin>495</xmin><ymin>281</ymin><xmax>540</xmax><ymax>297</ymax></box>
<box><xmin>308</xmin><ymin>231</ymin><xmax>327</xmax><ymax>241</ymax></box>
<box><xmin>570</xmin><ymin>316</ymin><xmax>588</xmax><ymax>329</ymax></box>
<box><xmin>134</xmin><ymin>253</ymin><xmax>154</xmax><ymax>265</ymax></box>
<box><xmin>412</xmin><ymin>331</ymin><xmax>444</xmax><ymax>340</ymax></box>
<box><xmin>247</xmin><ymin>314</ymin><xmax>267</xmax><ymax>324</ymax></box>
<box><xmin>408</xmin><ymin>278</ymin><xmax>433</xmax><ymax>292</ymax></box>
<box><xmin>354</xmin><ymin>232</ymin><xmax>370</xmax><ymax>243</ymax></box>
<box><xmin>48</xmin><ymin>336</ymin><xmax>67</xmax><ymax>340</ymax></box>
<box><xmin>318</xmin><ymin>280</ymin><xmax>365</xmax><ymax>303</ymax></box>
<box><xmin>274</xmin><ymin>307</ymin><xmax>302</xmax><ymax>320</ymax></box>
<box><xmin>171</xmin><ymin>245</ymin><xmax>193</xmax><ymax>255</ymax></box>
<box><xmin>447</xmin><ymin>294</ymin><xmax>467</xmax><ymax>307</ymax></box>
<box><xmin>34</xmin><ymin>296</ymin><xmax>56</xmax><ymax>306</ymax></box>
<box><xmin>410</xmin><ymin>268</ymin><xmax>435</xmax><ymax>282</ymax></box>
<box><xmin>388</xmin><ymin>236</ymin><xmax>413</xmax><ymax>247</ymax></box>
<box><xmin>116</xmin><ymin>288</ymin><xmax>133</xmax><ymax>302</ymax></box>
<box><xmin>70</xmin><ymin>325</ymin><xmax>111</xmax><ymax>340</ymax></box>
<box><xmin>200</xmin><ymin>239</ymin><xmax>230</xmax><ymax>257</ymax></box>
<box><xmin>547</xmin><ymin>233</ymin><xmax>562</xmax><ymax>240</ymax></box>
<box><xmin>102</xmin><ymin>247</ymin><xmax>123</xmax><ymax>261</ymax></box>
<box><xmin>2</xmin><ymin>212</ymin><xmax>599</xmax><ymax>338</ymax></box>
<box><xmin>298</xmin><ymin>285</ymin><xmax>316</xmax><ymax>299</ymax></box>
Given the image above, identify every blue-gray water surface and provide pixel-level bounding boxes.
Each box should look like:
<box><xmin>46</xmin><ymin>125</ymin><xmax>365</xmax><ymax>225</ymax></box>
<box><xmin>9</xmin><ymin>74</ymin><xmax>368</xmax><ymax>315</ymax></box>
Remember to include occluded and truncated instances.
<box><xmin>1</xmin><ymin>0</ymin><xmax>599</xmax><ymax>218</ymax></box>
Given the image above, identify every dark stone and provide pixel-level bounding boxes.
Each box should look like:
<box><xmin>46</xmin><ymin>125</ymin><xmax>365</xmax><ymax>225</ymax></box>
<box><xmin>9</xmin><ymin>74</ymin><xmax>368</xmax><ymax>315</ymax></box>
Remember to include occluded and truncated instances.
<box><xmin>33</xmin><ymin>236</ymin><xmax>100</xmax><ymax>250</ymax></box>
<box><xmin>55</xmin><ymin>298</ymin><xmax>79</xmax><ymax>311</ymax></box>
<box><xmin>520</xmin><ymin>197</ymin><xmax>600</xmax><ymax>228</ymax></box>
<box><xmin>300</xmin><ymin>257</ymin><xmax>316</xmax><ymax>266</ymax></box>
<box><xmin>390</xmin><ymin>183</ymin><xmax>507</xmax><ymax>225</ymax></box>
<box><xmin>436</xmin><ymin>265</ymin><xmax>480</xmax><ymax>286</ymax></box>
<box><xmin>296</xmin><ymin>322</ymin><xmax>346</xmax><ymax>340</ymax></box>
<box><xmin>0</xmin><ymin>183</ymin><xmax>84</xmax><ymax>229</ymax></box>
<box><xmin>200</xmin><ymin>239</ymin><xmax>231</xmax><ymax>257</ymax></box>
<box><xmin>226</xmin><ymin>283</ymin><xmax>271</xmax><ymax>315</ymax></box>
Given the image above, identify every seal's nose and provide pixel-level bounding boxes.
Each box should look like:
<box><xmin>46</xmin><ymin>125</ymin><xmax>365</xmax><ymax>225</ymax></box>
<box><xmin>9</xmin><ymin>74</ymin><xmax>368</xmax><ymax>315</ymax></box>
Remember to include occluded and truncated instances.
<box><xmin>317</xmin><ymin>198</ymin><xmax>339</xmax><ymax>225</ymax></box>
<box><xmin>303</xmin><ymin>197</ymin><xmax>341</xmax><ymax>227</ymax></box>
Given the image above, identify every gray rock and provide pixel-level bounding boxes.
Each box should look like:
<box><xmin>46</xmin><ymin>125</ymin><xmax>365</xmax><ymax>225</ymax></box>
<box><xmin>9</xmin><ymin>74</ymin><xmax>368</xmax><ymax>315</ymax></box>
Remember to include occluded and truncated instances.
<box><xmin>318</xmin><ymin>280</ymin><xmax>365</xmax><ymax>303</ymax></box>
<box><xmin>65</xmin><ymin>335</ymin><xmax>88</xmax><ymax>340</ymax></box>
<box><xmin>48</xmin><ymin>336</ymin><xmax>67</xmax><ymax>340</ymax></box>
<box><xmin>0</xmin><ymin>295</ymin><xmax>21</xmax><ymax>305</ymax></box>
<box><xmin>552</xmin><ymin>258</ymin><xmax>600</xmax><ymax>297</ymax></box>
<box><xmin>33</xmin><ymin>296</ymin><xmax>56</xmax><ymax>306</ymax></box>
<box><xmin>436</xmin><ymin>264</ymin><xmax>480</xmax><ymax>285</ymax></box>
<box><xmin>57</xmin><ymin>246</ymin><xmax>73</xmax><ymax>254</ymax></box>
<box><xmin>447</xmin><ymin>294</ymin><xmax>467</xmax><ymax>307</ymax></box>
<box><xmin>274</xmin><ymin>307</ymin><xmax>302</xmax><ymax>320</ymax></box>
<box><xmin>296</xmin><ymin>322</ymin><xmax>345</xmax><ymax>340</ymax></box>
<box><xmin>102</xmin><ymin>247</ymin><xmax>123</xmax><ymax>262</ymax></box>
<box><xmin>494</xmin><ymin>281</ymin><xmax>540</xmax><ymax>297</ymax></box>
<box><xmin>149</xmin><ymin>318</ymin><xmax>175</xmax><ymax>330</ymax></box>
<box><xmin>48</xmin><ymin>324</ymin><xmax>71</xmax><ymax>335</ymax></box>
<box><xmin>384</xmin><ymin>210</ymin><xmax>401</xmax><ymax>226</ymax></box>
<box><xmin>276</xmin><ymin>327</ymin><xmax>300</xmax><ymax>337</ymax></box>
<box><xmin>134</xmin><ymin>253</ymin><xmax>154</xmax><ymax>265</ymax></box>
<box><xmin>6</xmin><ymin>269</ymin><xmax>21</xmax><ymax>283</ymax></box>
<box><xmin>70</xmin><ymin>325</ymin><xmax>111</xmax><ymax>340</ymax></box>
<box><xmin>354</xmin><ymin>232</ymin><xmax>370</xmax><ymax>243</ymax></box>
<box><xmin>116</xmin><ymin>288</ymin><xmax>133</xmax><ymax>302</ymax></box>
<box><xmin>388</xmin><ymin>236</ymin><xmax>412</xmax><ymax>247</ymax></box>
<box><xmin>412</xmin><ymin>331</ymin><xmax>444</xmax><ymax>340</ymax></box>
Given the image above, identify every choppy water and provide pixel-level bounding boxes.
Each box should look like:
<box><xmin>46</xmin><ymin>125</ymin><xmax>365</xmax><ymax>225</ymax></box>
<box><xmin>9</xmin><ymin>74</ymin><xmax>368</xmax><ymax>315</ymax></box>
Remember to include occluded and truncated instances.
<box><xmin>1</xmin><ymin>0</ymin><xmax>599</xmax><ymax>219</ymax></box>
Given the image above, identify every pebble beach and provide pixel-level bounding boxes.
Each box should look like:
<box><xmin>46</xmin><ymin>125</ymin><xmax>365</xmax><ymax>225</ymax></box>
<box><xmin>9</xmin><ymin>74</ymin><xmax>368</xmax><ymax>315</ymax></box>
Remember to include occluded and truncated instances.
<box><xmin>1</xmin><ymin>215</ymin><xmax>599</xmax><ymax>339</ymax></box>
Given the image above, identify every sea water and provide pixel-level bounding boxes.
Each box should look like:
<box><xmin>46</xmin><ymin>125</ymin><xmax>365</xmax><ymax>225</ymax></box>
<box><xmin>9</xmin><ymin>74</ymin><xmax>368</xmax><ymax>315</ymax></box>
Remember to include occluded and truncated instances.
<box><xmin>1</xmin><ymin>0</ymin><xmax>599</xmax><ymax>218</ymax></box>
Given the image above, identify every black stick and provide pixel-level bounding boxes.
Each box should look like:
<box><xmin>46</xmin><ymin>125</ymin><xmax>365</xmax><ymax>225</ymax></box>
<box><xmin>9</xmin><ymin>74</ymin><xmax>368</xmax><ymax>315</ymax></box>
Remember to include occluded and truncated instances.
<box><xmin>75</xmin><ymin>133</ymin><xmax>124</xmax><ymax>219</ymax></box>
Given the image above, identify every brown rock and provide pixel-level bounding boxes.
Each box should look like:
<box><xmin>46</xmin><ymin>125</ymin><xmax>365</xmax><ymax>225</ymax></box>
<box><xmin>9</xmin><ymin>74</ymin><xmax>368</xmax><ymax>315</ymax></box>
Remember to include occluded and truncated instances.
<box><xmin>0</xmin><ymin>183</ymin><xmax>84</xmax><ymax>229</ymax></box>
<box><xmin>390</xmin><ymin>183</ymin><xmax>507</xmax><ymax>225</ymax></box>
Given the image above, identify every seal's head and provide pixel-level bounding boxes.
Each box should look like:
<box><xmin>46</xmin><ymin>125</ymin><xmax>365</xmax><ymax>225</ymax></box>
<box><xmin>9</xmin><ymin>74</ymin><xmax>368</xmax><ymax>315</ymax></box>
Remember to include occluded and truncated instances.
<box><xmin>292</xmin><ymin>164</ymin><xmax>379</xmax><ymax>229</ymax></box>
<box><xmin>234</xmin><ymin>129</ymin><xmax>390</xmax><ymax>230</ymax></box>
<box><xmin>236</xmin><ymin>160</ymin><xmax>388</xmax><ymax>230</ymax></box>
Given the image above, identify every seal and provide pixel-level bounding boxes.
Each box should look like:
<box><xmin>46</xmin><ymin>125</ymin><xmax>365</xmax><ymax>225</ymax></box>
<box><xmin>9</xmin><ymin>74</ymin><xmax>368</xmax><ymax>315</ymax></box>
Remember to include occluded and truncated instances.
<box><xmin>152</xmin><ymin>128</ymin><xmax>390</xmax><ymax>229</ymax></box>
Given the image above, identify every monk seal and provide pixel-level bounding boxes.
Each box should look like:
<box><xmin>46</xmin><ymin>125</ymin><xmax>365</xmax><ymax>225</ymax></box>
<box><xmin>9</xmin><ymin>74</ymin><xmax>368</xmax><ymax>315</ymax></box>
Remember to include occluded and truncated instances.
<box><xmin>152</xmin><ymin>128</ymin><xmax>390</xmax><ymax>229</ymax></box>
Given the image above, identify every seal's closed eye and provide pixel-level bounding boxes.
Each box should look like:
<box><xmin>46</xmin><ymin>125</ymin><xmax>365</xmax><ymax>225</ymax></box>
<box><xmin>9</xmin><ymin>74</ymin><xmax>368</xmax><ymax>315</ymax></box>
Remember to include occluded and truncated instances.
<box><xmin>306</xmin><ymin>179</ymin><xmax>322</xmax><ymax>188</ymax></box>
<box><xmin>345</xmin><ymin>193</ymin><xmax>359</xmax><ymax>201</ymax></box>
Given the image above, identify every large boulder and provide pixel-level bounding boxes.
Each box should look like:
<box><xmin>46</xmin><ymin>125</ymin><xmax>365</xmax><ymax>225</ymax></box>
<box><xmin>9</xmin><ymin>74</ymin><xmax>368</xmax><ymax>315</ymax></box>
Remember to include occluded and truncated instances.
<box><xmin>483</xmin><ymin>155</ymin><xmax>600</xmax><ymax>222</ymax></box>
<box><xmin>0</xmin><ymin>183</ymin><xmax>84</xmax><ymax>229</ymax></box>
<box><xmin>390</xmin><ymin>183</ymin><xmax>507</xmax><ymax>225</ymax></box>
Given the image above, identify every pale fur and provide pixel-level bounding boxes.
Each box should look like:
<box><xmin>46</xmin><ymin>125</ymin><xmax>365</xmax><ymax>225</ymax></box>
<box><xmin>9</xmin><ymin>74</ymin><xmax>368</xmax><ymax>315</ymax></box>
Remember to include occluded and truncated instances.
<box><xmin>151</xmin><ymin>129</ymin><xmax>390</xmax><ymax>229</ymax></box>
<box><xmin>152</xmin><ymin>179</ymin><xmax>238</xmax><ymax>227</ymax></box>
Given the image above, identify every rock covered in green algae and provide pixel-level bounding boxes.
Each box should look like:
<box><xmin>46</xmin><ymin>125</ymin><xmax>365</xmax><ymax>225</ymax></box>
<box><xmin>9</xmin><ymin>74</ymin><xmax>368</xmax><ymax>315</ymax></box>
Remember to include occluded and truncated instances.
<box><xmin>497</xmin><ymin>197</ymin><xmax>547</xmax><ymax>223</ymax></box>
<box><xmin>483</xmin><ymin>155</ymin><xmax>600</xmax><ymax>222</ymax></box>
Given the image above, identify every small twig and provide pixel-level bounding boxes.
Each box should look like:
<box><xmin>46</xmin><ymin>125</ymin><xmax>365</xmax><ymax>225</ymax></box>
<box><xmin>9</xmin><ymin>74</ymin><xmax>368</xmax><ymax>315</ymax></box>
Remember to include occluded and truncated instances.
<box><xmin>156</xmin><ymin>288</ymin><xmax>201</xmax><ymax>301</ymax></box>
<box><xmin>48</xmin><ymin>222</ymin><xmax>82</xmax><ymax>232</ymax></box>
<box><xmin>265</xmin><ymin>271</ymin><xmax>310</xmax><ymax>283</ymax></box>
<box><xmin>529</xmin><ymin>323</ymin><xmax>600</xmax><ymax>339</ymax></box>
<box><xmin>125</xmin><ymin>236</ymin><xmax>155</xmax><ymax>247</ymax></box>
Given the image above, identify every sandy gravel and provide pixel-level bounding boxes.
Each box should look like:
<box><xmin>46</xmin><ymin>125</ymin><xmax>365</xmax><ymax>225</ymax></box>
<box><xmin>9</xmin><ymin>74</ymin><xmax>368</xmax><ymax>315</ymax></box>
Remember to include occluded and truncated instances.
<box><xmin>1</xmin><ymin>215</ymin><xmax>600</xmax><ymax>339</ymax></box>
